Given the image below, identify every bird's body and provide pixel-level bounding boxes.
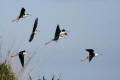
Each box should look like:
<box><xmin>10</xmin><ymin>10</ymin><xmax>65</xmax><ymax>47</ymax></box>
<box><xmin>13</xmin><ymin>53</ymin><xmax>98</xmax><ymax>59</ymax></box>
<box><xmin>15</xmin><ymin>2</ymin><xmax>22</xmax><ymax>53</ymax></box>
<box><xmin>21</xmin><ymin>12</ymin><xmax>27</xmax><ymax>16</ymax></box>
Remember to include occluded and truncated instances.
<box><xmin>53</xmin><ymin>25</ymin><xmax>61</xmax><ymax>41</ymax></box>
<box><xmin>53</xmin><ymin>35</ymin><xmax>64</xmax><ymax>41</ymax></box>
<box><xmin>29</xmin><ymin>18</ymin><xmax>39</xmax><ymax>42</ymax></box>
<box><xmin>81</xmin><ymin>49</ymin><xmax>101</xmax><ymax>62</ymax></box>
<box><xmin>45</xmin><ymin>24</ymin><xmax>66</xmax><ymax>45</ymax></box>
<box><xmin>18</xmin><ymin>52</ymin><xmax>24</xmax><ymax>67</ymax></box>
<box><xmin>86</xmin><ymin>49</ymin><xmax>95</xmax><ymax>62</ymax></box>
<box><xmin>21</xmin><ymin>14</ymin><xmax>29</xmax><ymax>18</ymax></box>
<box><xmin>12</xmin><ymin>8</ymin><xmax>30</xmax><ymax>22</ymax></box>
<box><xmin>34</xmin><ymin>30</ymin><xmax>38</xmax><ymax>34</ymax></box>
<box><xmin>18</xmin><ymin>50</ymin><xmax>28</xmax><ymax>67</ymax></box>
<box><xmin>11</xmin><ymin>50</ymin><xmax>28</xmax><ymax>67</ymax></box>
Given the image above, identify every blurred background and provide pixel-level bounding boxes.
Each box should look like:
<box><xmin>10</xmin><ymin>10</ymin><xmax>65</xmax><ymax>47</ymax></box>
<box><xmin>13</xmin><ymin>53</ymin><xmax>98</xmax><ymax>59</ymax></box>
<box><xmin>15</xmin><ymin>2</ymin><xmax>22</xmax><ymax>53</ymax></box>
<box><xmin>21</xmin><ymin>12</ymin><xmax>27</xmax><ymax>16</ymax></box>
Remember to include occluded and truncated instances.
<box><xmin>0</xmin><ymin>0</ymin><xmax>120</xmax><ymax>80</ymax></box>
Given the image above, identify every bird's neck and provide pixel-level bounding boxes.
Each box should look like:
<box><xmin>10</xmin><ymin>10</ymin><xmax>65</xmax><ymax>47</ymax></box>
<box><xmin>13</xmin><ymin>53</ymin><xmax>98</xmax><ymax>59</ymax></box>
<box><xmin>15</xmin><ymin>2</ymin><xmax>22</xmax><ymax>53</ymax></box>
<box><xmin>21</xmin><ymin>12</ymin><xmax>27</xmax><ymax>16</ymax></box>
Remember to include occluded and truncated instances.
<box><xmin>23</xmin><ymin>14</ymin><xmax>29</xmax><ymax>18</ymax></box>
<box><xmin>23</xmin><ymin>52</ymin><xmax>28</xmax><ymax>55</ymax></box>
<box><xmin>60</xmin><ymin>31</ymin><xmax>67</xmax><ymax>35</ymax></box>
<box><xmin>95</xmin><ymin>53</ymin><xmax>99</xmax><ymax>57</ymax></box>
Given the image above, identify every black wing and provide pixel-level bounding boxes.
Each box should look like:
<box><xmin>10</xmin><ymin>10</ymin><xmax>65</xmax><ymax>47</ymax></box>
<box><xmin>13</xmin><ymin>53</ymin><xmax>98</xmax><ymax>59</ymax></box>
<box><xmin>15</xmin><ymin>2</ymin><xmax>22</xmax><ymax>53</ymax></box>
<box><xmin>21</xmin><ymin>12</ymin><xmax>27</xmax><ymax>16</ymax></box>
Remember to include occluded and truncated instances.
<box><xmin>29</xmin><ymin>33</ymin><xmax>35</xmax><ymax>42</ymax></box>
<box><xmin>19</xmin><ymin>8</ymin><xmax>25</xmax><ymax>18</ymax></box>
<box><xmin>29</xmin><ymin>18</ymin><xmax>38</xmax><ymax>42</ymax></box>
<box><xmin>32</xmin><ymin>18</ymin><xmax>38</xmax><ymax>33</ymax></box>
<box><xmin>54</xmin><ymin>24</ymin><xmax>61</xmax><ymax>38</ymax></box>
<box><xmin>89</xmin><ymin>55</ymin><xmax>94</xmax><ymax>62</ymax></box>
<box><xmin>86</xmin><ymin>49</ymin><xmax>94</xmax><ymax>55</ymax></box>
<box><xmin>18</xmin><ymin>53</ymin><xmax>24</xmax><ymax>67</ymax></box>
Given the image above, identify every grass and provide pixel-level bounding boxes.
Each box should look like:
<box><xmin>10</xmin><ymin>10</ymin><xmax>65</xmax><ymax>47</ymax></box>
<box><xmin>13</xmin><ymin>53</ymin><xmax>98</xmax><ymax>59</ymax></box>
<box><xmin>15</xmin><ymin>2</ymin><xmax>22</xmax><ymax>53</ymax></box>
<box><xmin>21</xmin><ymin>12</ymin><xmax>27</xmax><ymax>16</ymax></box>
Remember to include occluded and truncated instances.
<box><xmin>0</xmin><ymin>63</ymin><xmax>16</xmax><ymax>80</ymax></box>
<box><xmin>0</xmin><ymin>39</ymin><xmax>16</xmax><ymax>80</ymax></box>
<box><xmin>0</xmin><ymin>62</ymin><xmax>61</xmax><ymax>80</ymax></box>
<box><xmin>0</xmin><ymin>38</ymin><xmax>36</xmax><ymax>80</ymax></box>
<box><xmin>0</xmin><ymin>38</ymin><xmax>61</xmax><ymax>80</ymax></box>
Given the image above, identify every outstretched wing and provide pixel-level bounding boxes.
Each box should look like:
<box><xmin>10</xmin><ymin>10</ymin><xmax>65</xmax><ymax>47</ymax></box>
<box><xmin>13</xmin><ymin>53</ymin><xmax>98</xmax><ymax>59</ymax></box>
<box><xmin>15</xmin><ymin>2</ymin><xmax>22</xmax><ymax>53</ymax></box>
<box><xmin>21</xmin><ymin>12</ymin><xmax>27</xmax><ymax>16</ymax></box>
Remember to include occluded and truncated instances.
<box><xmin>19</xmin><ymin>8</ymin><xmax>25</xmax><ymax>18</ymax></box>
<box><xmin>89</xmin><ymin>55</ymin><xmax>94</xmax><ymax>62</ymax></box>
<box><xmin>86</xmin><ymin>49</ymin><xmax>94</xmax><ymax>55</ymax></box>
<box><xmin>32</xmin><ymin>18</ymin><xmax>38</xmax><ymax>33</ymax></box>
<box><xmin>55</xmin><ymin>24</ymin><xmax>61</xmax><ymax>38</ymax></box>
<box><xmin>29</xmin><ymin>33</ymin><xmax>35</xmax><ymax>42</ymax></box>
<box><xmin>18</xmin><ymin>53</ymin><xmax>24</xmax><ymax>67</ymax></box>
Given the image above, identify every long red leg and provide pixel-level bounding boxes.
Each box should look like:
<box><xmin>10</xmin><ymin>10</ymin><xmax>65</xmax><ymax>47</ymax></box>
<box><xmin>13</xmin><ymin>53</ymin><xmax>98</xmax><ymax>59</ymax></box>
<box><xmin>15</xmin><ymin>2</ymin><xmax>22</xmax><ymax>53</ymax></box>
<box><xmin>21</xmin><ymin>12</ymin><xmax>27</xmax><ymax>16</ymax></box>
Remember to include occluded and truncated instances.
<box><xmin>45</xmin><ymin>40</ymin><xmax>53</xmax><ymax>45</ymax></box>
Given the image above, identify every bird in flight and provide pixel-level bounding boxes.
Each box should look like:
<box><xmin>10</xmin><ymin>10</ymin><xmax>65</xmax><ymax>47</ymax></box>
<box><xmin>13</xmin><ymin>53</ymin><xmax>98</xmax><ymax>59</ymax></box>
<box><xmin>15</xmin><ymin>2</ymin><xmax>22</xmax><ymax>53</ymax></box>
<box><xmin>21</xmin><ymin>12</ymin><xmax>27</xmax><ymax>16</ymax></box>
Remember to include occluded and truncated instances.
<box><xmin>29</xmin><ymin>18</ymin><xmax>39</xmax><ymax>42</ymax></box>
<box><xmin>12</xmin><ymin>7</ymin><xmax>30</xmax><ymax>22</ymax></box>
<box><xmin>81</xmin><ymin>49</ymin><xmax>102</xmax><ymax>62</ymax></box>
<box><xmin>11</xmin><ymin>50</ymin><xmax>28</xmax><ymax>67</ymax></box>
<box><xmin>45</xmin><ymin>24</ymin><xmax>67</xmax><ymax>45</ymax></box>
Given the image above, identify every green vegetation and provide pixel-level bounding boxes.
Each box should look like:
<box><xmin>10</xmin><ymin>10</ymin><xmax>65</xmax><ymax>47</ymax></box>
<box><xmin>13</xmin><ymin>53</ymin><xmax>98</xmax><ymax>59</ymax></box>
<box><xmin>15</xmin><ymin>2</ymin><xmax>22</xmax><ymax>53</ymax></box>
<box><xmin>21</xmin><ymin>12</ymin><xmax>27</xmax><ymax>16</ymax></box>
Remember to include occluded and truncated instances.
<box><xmin>0</xmin><ymin>63</ymin><xmax>16</xmax><ymax>80</ymax></box>
<box><xmin>0</xmin><ymin>43</ymin><xmax>61</xmax><ymax>80</ymax></box>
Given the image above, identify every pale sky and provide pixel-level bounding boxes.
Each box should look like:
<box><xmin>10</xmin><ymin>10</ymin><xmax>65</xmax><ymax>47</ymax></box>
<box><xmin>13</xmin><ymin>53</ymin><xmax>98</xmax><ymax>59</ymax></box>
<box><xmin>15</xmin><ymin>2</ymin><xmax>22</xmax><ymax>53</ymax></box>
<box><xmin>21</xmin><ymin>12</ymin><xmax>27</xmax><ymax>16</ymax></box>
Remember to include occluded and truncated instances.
<box><xmin>0</xmin><ymin>0</ymin><xmax>120</xmax><ymax>80</ymax></box>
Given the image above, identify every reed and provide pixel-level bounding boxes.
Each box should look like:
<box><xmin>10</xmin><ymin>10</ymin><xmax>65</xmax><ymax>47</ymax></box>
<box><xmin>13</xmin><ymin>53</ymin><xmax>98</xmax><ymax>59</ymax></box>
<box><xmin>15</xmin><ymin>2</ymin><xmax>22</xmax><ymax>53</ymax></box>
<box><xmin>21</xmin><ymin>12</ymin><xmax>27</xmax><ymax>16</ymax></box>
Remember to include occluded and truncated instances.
<box><xmin>0</xmin><ymin>38</ymin><xmax>62</xmax><ymax>80</ymax></box>
<box><xmin>0</xmin><ymin>63</ymin><xmax>16</xmax><ymax>80</ymax></box>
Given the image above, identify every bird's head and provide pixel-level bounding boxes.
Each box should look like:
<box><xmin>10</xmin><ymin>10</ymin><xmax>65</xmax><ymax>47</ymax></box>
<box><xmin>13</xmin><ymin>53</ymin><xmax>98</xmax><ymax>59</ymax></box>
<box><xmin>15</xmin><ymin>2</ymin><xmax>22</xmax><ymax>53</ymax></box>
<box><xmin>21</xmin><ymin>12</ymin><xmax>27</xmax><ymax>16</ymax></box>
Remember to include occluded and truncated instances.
<box><xmin>95</xmin><ymin>53</ymin><xmax>99</xmax><ymax>56</ymax></box>
<box><xmin>23</xmin><ymin>51</ymin><xmax>28</xmax><ymax>55</ymax></box>
<box><xmin>61</xmin><ymin>29</ymin><xmax>68</xmax><ymax>35</ymax></box>
<box><xmin>95</xmin><ymin>53</ymin><xmax>103</xmax><ymax>57</ymax></box>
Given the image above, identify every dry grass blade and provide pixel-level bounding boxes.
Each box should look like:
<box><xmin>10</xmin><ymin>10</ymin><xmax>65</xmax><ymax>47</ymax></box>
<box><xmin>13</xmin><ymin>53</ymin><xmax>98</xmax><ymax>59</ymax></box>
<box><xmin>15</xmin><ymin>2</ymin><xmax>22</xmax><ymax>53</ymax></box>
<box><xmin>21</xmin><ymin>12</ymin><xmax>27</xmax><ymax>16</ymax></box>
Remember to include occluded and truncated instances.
<box><xmin>0</xmin><ymin>38</ymin><xmax>2</xmax><ymax>63</ymax></box>
<box><xmin>23</xmin><ymin>63</ymin><xmax>36</xmax><ymax>80</ymax></box>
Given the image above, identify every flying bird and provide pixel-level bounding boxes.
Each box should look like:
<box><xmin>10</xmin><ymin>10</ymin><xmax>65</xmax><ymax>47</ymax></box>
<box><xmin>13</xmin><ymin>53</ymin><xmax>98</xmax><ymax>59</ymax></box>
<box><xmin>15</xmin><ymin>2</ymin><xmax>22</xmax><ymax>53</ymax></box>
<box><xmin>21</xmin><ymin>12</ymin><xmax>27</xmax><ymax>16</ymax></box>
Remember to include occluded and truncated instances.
<box><xmin>81</xmin><ymin>49</ymin><xmax>102</xmax><ymax>62</ymax></box>
<box><xmin>45</xmin><ymin>24</ymin><xmax>67</xmax><ymax>45</ymax></box>
<box><xmin>29</xmin><ymin>18</ymin><xmax>39</xmax><ymax>42</ymax></box>
<box><xmin>11</xmin><ymin>50</ymin><xmax>28</xmax><ymax>67</ymax></box>
<box><xmin>18</xmin><ymin>50</ymin><xmax>28</xmax><ymax>67</ymax></box>
<box><xmin>12</xmin><ymin>8</ymin><xmax>30</xmax><ymax>22</ymax></box>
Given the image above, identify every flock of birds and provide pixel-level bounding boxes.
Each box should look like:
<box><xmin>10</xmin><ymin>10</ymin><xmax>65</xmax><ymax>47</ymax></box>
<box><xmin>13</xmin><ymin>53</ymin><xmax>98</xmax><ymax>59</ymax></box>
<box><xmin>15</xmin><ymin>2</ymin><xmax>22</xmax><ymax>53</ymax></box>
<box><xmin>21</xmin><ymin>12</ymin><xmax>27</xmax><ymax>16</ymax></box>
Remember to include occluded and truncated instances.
<box><xmin>11</xmin><ymin>7</ymin><xmax>102</xmax><ymax>67</ymax></box>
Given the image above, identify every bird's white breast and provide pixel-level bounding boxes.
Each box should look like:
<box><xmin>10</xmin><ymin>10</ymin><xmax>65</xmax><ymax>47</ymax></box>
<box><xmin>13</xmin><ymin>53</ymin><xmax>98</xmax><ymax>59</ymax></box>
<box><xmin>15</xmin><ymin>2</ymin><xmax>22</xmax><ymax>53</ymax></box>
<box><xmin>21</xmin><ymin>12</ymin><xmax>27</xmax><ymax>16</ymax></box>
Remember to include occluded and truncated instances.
<box><xmin>34</xmin><ymin>30</ymin><xmax>38</xmax><ymax>34</ymax></box>
<box><xmin>60</xmin><ymin>31</ymin><xmax>67</xmax><ymax>35</ymax></box>
<box><xmin>95</xmin><ymin>53</ymin><xmax>99</xmax><ymax>56</ymax></box>
<box><xmin>59</xmin><ymin>35</ymin><xmax>64</xmax><ymax>39</ymax></box>
<box><xmin>23</xmin><ymin>52</ymin><xmax>28</xmax><ymax>55</ymax></box>
<box><xmin>23</xmin><ymin>14</ymin><xmax>29</xmax><ymax>18</ymax></box>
